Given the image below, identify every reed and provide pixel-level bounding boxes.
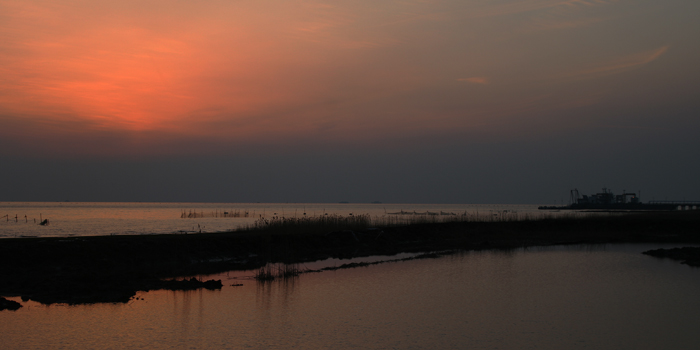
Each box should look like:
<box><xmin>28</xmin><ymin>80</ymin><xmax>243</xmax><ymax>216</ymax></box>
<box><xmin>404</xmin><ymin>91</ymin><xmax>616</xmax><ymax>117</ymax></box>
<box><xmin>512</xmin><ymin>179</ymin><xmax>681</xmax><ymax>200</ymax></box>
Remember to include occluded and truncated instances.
<box><xmin>240</xmin><ymin>214</ymin><xmax>374</xmax><ymax>235</ymax></box>
<box><xmin>254</xmin><ymin>263</ymin><xmax>303</xmax><ymax>281</ymax></box>
<box><xmin>234</xmin><ymin>210</ymin><xmax>597</xmax><ymax>235</ymax></box>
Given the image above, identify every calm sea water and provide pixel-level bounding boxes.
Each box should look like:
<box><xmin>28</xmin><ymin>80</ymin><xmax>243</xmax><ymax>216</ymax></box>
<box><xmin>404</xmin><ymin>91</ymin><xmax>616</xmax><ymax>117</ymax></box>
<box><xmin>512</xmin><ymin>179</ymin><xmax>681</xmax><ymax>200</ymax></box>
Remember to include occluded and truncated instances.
<box><xmin>0</xmin><ymin>202</ymin><xmax>555</xmax><ymax>238</ymax></box>
<box><xmin>3</xmin><ymin>244</ymin><xmax>699</xmax><ymax>349</ymax></box>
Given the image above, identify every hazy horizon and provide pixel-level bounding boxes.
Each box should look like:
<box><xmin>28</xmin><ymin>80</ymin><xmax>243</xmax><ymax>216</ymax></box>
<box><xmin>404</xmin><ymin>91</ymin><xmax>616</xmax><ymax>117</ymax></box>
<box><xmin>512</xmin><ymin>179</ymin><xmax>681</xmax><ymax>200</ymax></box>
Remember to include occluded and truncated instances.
<box><xmin>2</xmin><ymin>0</ymin><xmax>698</xmax><ymax>204</ymax></box>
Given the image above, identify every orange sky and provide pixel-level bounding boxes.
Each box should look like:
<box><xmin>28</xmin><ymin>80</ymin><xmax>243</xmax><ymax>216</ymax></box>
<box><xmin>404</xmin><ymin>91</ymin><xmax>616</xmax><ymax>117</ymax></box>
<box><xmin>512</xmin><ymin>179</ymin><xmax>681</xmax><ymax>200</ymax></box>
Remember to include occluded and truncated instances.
<box><xmin>1</xmin><ymin>0</ymin><xmax>698</xmax><ymax>157</ymax></box>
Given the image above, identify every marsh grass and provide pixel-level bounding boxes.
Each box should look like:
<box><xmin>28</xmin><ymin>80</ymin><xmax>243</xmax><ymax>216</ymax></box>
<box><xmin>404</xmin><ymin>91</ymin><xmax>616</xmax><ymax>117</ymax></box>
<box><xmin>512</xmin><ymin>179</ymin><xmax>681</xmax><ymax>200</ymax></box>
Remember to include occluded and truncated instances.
<box><xmin>254</xmin><ymin>263</ymin><xmax>304</xmax><ymax>281</ymax></box>
<box><xmin>240</xmin><ymin>214</ymin><xmax>374</xmax><ymax>235</ymax></box>
<box><xmin>236</xmin><ymin>210</ymin><xmax>596</xmax><ymax>235</ymax></box>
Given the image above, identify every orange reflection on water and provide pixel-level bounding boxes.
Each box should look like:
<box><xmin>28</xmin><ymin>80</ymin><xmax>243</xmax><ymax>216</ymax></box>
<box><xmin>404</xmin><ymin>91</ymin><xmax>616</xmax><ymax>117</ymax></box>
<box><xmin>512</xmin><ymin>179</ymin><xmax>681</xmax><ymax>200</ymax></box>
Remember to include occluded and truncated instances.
<box><xmin>4</xmin><ymin>246</ymin><xmax>700</xmax><ymax>348</ymax></box>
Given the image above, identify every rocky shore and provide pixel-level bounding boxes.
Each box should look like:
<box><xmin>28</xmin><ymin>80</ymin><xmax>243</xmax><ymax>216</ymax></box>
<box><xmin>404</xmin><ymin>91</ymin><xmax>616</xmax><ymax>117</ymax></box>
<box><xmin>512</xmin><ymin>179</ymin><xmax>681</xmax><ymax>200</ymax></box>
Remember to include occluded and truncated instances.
<box><xmin>1</xmin><ymin>210</ymin><xmax>699</xmax><ymax>308</ymax></box>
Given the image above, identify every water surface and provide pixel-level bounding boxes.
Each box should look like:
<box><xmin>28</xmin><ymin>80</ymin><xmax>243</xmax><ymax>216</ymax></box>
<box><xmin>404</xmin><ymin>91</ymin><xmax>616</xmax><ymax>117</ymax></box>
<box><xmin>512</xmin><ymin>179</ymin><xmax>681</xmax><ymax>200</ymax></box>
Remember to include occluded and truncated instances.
<box><xmin>3</xmin><ymin>244</ymin><xmax>699</xmax><ymax>349</ymax></box>
<box><xmin>0</xmin><ymin>202</ymin><xmax>550</xmax><ymax>238</ymax></box>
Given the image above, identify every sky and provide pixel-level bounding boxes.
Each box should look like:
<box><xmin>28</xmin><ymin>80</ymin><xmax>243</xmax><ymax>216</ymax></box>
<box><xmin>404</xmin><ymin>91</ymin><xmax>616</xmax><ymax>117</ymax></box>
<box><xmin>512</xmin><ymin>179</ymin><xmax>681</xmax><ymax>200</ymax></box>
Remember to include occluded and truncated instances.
<box><xmin>1</xmin><ymin>0</ymin><xmax>699</xmax><ymax>204</ymax></box>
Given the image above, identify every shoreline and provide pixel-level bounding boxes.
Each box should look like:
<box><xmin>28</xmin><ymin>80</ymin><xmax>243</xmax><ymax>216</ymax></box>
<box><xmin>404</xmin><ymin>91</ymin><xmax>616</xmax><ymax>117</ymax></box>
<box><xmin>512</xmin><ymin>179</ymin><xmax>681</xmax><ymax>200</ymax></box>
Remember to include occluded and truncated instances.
<box><xmin>1</xmin><ymin>210</ymin><xmax>699</xmax><ymax>307</ymax></box>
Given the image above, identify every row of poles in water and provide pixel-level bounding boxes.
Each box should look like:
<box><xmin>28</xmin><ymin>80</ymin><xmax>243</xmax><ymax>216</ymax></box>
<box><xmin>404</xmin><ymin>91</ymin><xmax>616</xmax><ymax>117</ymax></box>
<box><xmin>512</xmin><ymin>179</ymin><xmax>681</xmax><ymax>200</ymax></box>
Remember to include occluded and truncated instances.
<box><xmin>1</xmin><ymin>214</ymin><xmax>49</xmax><ymax>225</ymax></box>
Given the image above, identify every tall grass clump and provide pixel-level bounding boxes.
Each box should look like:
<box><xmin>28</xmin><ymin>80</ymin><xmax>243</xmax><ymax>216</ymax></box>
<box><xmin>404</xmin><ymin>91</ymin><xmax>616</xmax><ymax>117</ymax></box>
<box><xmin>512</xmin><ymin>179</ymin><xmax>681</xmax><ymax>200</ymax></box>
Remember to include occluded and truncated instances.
<box><xmin>254</xmin><ymin>263</ymin><xmax>304</xmax><ymax>281</ymax></box>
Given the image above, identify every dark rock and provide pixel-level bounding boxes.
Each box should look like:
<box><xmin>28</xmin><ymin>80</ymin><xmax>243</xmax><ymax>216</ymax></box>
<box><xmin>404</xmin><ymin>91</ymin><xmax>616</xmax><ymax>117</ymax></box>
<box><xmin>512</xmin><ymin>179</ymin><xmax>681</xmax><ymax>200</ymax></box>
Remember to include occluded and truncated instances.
<box><xmin>0</xmin><ymin>296</ymin><xmax>22</xmax><ymax>311</ymax></box>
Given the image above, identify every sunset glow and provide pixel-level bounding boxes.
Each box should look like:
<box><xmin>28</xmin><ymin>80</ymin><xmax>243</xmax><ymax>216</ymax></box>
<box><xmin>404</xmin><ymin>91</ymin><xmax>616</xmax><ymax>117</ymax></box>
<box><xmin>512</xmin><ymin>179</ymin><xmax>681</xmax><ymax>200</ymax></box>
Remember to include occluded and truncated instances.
<box><xmin>1</xmin><ymin>0</ymin><xmax>699</xmax><ymax>202</ymax></box>
<box><xmin>2</xmin><ymin>0</ymin><xmax>694</xmax><ymax>155</ymax></box>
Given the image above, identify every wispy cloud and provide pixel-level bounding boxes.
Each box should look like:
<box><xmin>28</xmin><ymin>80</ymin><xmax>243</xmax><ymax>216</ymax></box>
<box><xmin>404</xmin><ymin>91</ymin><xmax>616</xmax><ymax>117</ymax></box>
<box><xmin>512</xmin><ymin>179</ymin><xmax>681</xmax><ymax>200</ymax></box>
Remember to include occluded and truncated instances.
<box><xmin>520</xmin><ymin>0</ymin><xmax>622</xmax><ymax>31</ymax></box>
<box><xmin>562</xmin><ymin>46</ymin><xmax>669</xmax><ymax>79</ymax></box>
<box><xmin>473</xmin><ymin>0</ymin><xmax>577</xmax><ymax>18</ymax></box>
<box><xmin>457</xmin><ymin>77</ymin><xmax>489</xmax><ymax>84</ymax></box>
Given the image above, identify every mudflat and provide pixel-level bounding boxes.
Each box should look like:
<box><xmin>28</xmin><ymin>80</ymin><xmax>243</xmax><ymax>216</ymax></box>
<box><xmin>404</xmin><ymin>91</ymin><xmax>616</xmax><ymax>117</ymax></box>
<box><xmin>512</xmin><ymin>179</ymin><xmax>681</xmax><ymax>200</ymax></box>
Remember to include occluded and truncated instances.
<box><xmin>1</xmin><ymin>210</ymin><xmax>699</xmax><ymax>307</ymax></box>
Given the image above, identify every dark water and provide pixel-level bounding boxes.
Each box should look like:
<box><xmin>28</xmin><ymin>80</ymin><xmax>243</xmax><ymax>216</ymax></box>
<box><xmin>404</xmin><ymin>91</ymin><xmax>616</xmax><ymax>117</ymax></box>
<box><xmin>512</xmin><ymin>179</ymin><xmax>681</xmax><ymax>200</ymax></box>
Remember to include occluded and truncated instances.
<box><xmin>3</xmin><ymin>244</ymin><xmax>700</xmax><ymax>349</ymax></box>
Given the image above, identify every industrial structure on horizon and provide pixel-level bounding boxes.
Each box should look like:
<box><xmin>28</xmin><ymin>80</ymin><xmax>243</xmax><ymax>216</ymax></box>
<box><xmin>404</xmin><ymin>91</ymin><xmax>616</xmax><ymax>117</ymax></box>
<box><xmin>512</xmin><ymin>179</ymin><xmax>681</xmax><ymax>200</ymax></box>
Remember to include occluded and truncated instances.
<box><xmin>539</xmin><ymin>188</ymin><xmax>700</xmax><ymax>211</ymax></box>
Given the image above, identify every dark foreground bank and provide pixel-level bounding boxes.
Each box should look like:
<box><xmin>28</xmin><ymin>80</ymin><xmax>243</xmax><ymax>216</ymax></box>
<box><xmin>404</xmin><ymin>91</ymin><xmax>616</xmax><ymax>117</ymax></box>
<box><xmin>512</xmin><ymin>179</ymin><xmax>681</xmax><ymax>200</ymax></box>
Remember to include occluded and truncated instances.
<box><xmin>1</xmin><ymin>210</ymin><xmax>699</xmax><ymax>308</ymax></box>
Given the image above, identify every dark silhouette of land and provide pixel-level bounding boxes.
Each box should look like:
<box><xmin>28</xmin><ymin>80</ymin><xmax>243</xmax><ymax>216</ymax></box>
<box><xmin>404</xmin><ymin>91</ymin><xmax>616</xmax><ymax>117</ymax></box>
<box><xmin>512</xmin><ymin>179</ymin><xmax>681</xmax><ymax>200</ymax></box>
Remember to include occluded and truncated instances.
<box><xmin>643</xmin><ymin>247</ymin><xmax>700</xmax><ymax>266</ymax></box>
<box><xmin>1</xmin><ymin>210</ymin><xmax>699</xmax><ymax>309</ymax></box>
